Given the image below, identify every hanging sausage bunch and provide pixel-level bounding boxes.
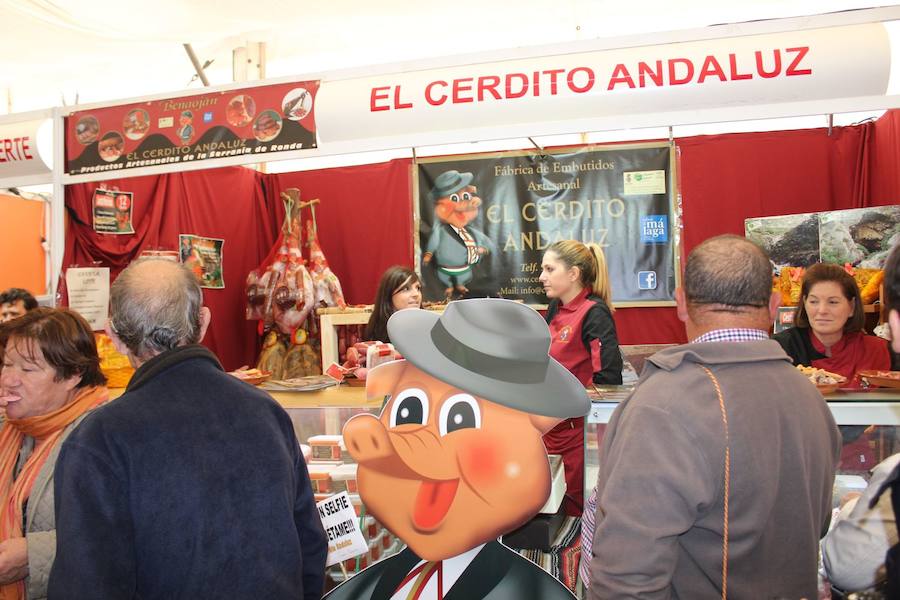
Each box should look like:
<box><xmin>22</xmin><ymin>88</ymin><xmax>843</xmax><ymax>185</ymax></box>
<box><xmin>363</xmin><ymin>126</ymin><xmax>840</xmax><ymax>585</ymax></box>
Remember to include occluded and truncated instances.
<box><xmin>246</xmin><ymin>188</ymin><xmax>346</xmax><ymax>378</ymax></box>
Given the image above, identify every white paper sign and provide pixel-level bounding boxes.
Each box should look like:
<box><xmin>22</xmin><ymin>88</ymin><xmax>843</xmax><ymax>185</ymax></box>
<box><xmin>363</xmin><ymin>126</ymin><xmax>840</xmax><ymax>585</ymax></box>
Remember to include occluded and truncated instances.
<box><xmin>65</xmin><ymin>267</ymin><xmax>110</xmax><ymax>331</ymax></box>
<box><xmin>317</xmin><ymin>491</ymin><xmax>367</xmax><ymax>566</ymax></box>
<box><xmin>623</xmin><ymin>170</ymin><xmax>666</xmax><ymax>195</ymax></box>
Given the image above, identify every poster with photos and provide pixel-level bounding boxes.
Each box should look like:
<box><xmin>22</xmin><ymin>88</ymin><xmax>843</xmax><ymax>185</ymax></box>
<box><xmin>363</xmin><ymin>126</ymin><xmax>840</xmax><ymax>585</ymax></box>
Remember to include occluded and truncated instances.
<box><xmin>179</xmin><ymin>234</ymin><xmax>224</xmax><ymax>289</ymax></box>
<box><xmin>92</xmin><ymin>189</ymin><xmax>134</xmax><ymax>234</ymax></box>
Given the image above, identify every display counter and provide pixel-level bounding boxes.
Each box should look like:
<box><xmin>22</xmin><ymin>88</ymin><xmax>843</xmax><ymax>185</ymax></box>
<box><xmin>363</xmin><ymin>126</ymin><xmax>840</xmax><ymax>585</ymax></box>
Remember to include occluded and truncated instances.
<box><xmin>109</xmin><ymin>383</ymin><xmax>380</xmax><ymax>441</ymax></box>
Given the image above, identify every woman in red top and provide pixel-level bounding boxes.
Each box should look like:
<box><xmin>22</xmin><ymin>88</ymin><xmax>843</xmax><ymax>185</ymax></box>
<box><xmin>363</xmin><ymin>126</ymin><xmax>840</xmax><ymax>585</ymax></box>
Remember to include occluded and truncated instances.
<box><xmin>540</xmin><ymin>240</ymin><xmax>622</xmax><ymax>516</ymax></box>
<box><xmin>773</xmin><ymin>263</ymin><xmax>890</xmax><ymax>384</ymax></box>
<box><xmin>773</xmin><ymin>263</ymin><xmax>890</xmax><ymax>474</ymax></box>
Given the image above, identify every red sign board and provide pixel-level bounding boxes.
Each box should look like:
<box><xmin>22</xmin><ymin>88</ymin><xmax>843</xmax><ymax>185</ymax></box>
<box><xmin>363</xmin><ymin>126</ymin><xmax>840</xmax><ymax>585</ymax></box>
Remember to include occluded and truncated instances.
<box><xmin>65</xmin><ymin>81</ymin><xmax>319</xmax><ymax>175</ymax></box>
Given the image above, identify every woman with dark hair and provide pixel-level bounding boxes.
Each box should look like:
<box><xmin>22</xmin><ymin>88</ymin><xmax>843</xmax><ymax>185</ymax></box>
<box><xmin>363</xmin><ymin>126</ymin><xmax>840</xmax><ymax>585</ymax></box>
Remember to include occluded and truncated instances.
<box><xmin>364</xmin><ymin>266</ymin><xmax>422</xmax><ymax>344</ymax></box>
<box><xmin>0</xmin><ymin>308</ymin><xmax>108</xmax><ymax>598</ymax></box>
<box><xmin>773</xmin><ymin>263</ymin><xmax>890</xmax><ymax>385</ymax></box>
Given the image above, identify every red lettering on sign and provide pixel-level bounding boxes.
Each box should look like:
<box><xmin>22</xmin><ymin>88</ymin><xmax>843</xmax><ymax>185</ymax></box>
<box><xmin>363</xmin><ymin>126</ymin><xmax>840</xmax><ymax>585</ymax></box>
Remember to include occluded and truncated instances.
<box><xmin>755</xmin><ymin>49</ymin><xmax>782</xmax><ymax>78</ymax></box>
<box><xmin>370</xmin><ymin>87</ymin><xmax>391</xmax><ymax>112</ymax></box>
<box><xmin>425</xmin><ymin>81</ymin><xmax>448</xmax><ymax>106</ymax></box>
<box><xmin>668</xmin><ymin>58</ymin><xmax>694</xmax><ymax>85</ymax></box>
<box><xmin>0</xmin><ymin>137</ymin><xmax>33</xmax><ymax>162</ymax></box>
<box><xmin>452</xmin><ymin>78</ymin><xmax>474</xmax><ymax>103</ymax></box>
<box><xmin>728</xmin><ymin>54</ymin><xmax>753</xmax><ymax>80</ymax></box>
<box><xmin>506</xmin><ymin>73</ymin><xmax>529</xmax><ymax>99</ymax></box>
<box><xmin>543</xmin><ymin>69</ymin><xmax>565</xmax><ymax>94</ymax></box>
<box><xmin>786</xmin><ymin>47</ymin><xmax>812</xmax><ymax>76</ymax></box>
<box><xmin>697</xmin><ymin>55</ymin><xmax>727</xmax><ymax>83</ymax></box>
<box><xmin>607</xmin><ymin>64</ymin><xmax>634</xmax><ymax>90</ymax></box>
<box><xmin>638</xmin><ymin>61</ymin><xmax>664</xmax><ymax>87</ymax></box>
<box><xmin>567</xmin><ymin>67</ymin><xmax>595</xmax><ymax>93</ymax></box>
<box><xmin>477</xmin><ymin>76</ymin><xmax>501</xmax><ymax>101</ymax></box>
<box><xmin>393</xmin><ymin>86</ymin><xmax>413</xmax><ymax>109</ymax></box>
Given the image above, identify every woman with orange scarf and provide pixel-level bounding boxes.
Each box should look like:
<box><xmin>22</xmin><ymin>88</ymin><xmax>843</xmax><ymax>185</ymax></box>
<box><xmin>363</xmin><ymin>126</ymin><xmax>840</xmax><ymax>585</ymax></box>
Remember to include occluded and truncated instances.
<box><xmin>0</xmin><ymin>308</ymin><xmax>107</xmax><ymax>599</ymax></box>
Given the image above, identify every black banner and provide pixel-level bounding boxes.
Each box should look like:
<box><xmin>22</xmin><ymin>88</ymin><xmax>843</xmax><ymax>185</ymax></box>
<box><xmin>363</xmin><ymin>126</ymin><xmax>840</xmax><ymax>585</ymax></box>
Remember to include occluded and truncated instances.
<box><xmin>65</xmin><ymin>81</ymin><xmax>318</xmax><ymax>176</ymax></box>
<box><xmin>416</xmin><ymin>144</ymin><xmax>676</xmax><ymax>305</ymax></box>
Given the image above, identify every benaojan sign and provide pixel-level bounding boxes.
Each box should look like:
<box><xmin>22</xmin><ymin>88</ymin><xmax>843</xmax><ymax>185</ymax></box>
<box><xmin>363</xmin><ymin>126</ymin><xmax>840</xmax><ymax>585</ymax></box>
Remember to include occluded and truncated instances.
<box><xmin>317</xmin><ymin>22</ymin><xmax>891</xmax><ymax>144</ymax></box>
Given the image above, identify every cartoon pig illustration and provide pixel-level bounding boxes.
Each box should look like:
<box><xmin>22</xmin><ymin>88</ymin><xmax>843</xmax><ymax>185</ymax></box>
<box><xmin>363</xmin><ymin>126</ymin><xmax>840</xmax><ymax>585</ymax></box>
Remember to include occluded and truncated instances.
<box><xmin>325</xmin><ymin>298</ymin><xmax>588</xmax><ymax>599</ymax></box>
<box><xmin>422</xmin><ymin>170</ymin><xmax>495</xmax><ymax>299</ymax></box>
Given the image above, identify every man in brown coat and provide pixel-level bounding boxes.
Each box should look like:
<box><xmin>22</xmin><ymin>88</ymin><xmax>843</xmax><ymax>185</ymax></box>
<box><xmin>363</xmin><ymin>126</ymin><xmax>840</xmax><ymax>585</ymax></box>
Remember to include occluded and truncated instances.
<box><xmin>588</xmin><ymin>235</ymin><xmax>841</xmax><ymax>599</ymax></box>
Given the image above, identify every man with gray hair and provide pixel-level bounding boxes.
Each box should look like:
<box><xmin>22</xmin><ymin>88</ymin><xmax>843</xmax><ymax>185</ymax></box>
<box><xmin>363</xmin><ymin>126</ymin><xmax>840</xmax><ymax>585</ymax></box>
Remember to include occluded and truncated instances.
<box><xmin>48</xmin><ymin>259</ymin><xmax>327</xmax><ymax>599</ymax></box>
<box><xmin>586</xmin><ymin>234</ymin><xmax>841</xmax><ymax>599</ymax></box>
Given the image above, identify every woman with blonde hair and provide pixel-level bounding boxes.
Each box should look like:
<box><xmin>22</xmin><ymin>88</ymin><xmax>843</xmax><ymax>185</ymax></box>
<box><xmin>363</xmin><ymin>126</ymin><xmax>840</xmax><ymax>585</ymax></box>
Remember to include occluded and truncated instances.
<box><xmin>539</xmin><ymin>239</ymin><xmax>622</xmax><ymax>517</ymax></box>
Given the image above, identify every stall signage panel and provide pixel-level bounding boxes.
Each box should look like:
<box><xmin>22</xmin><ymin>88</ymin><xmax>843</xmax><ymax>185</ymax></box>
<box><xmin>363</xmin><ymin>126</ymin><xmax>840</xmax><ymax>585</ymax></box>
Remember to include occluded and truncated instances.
<box><xmin>318</xmin><ymin>23</ymin><xmax>890</xmax><ymax>143</ymax></box>
<box><xmin>317</xmin><ymin>492</ymin><xmax>367</xmax><ymax>567</ymax></box>
<box><xmin>0</xmin><ymin>119</ymin><xmax>50</xmax><ymax>180</ymax></box>
<box><xmin>65</xmin><ymin>267</ymin><xmax>110</xmax><ymax>331</ymax></box>
<box><xmin>64</xmin><ymin>81</ymin><xmax>319</xmax><ymax>175</ymax></box>
<box><xmin>417</xmin><ymin>144</ymin><xmax>676</xmax><ymax>305</ymax></box>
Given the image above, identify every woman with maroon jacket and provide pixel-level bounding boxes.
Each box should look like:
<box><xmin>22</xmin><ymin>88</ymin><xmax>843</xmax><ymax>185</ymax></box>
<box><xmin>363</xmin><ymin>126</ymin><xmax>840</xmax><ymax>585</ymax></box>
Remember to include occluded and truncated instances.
<box><xmin>539</xmin><ymin>240</ymin><xmax>622</xmax><ymax>516</ymax></box>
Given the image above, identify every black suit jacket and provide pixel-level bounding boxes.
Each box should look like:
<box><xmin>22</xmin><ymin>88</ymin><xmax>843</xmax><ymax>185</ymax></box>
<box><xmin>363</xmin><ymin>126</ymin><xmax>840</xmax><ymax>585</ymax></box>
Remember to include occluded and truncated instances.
<box><xmin>323</xmin><ymin>540</ymin><xmax>575</xmax><ymax>599</ymax></box>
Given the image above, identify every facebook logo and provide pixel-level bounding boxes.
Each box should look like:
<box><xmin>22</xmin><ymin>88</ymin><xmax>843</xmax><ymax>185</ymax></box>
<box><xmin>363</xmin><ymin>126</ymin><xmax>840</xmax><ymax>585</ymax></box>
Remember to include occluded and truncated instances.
<box><xmin>640</xmin><ymin>215</ymin><xmax>668</xmax><ymax>244</ymax></box>
<box><xmin>638</xmin><ymin>271</ymin><xmax>658</xmax><ymax>290</ymax></box>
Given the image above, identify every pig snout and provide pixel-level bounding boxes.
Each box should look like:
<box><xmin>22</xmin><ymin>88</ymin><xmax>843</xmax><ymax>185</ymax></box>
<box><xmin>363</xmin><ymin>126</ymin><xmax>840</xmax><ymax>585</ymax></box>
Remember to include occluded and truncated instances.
<box><xmin>344</xmin><ymin>414</ymin><xmax>394</xmax><ymax>462</ymax></box>
<box><xmin>343</xmin><ymin>414</ymin><xmax>453</xmax><ymax>481</ymax></box>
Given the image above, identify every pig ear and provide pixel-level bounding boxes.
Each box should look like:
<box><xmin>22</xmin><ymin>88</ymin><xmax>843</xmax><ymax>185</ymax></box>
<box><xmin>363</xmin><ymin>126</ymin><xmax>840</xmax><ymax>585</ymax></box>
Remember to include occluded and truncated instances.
<box><xmin>365</xmin><ymin>360</ymin><xmax>407</xmax><ymax>402</ymax></box>
<box><xmin>529</xmin><ymin>414</ymin><xmax>563</xmax><ymax>434</ymax></box>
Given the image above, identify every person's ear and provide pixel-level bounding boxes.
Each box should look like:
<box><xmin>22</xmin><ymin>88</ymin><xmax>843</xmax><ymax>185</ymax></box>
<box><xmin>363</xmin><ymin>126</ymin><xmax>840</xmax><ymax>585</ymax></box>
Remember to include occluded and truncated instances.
<box><xmin>569</xmin><ymin>266</ymin><xmax>581</xmax><ymax>283</ymax></box>
<box><xmin>768</xmin><ymin>290</ymin><xmax>782</xmax><ymax>323</ymax></box>
<box><xmin>675</xmin><ymin>287</ymin><xmax>689</xmax><ymax>323</ymax></box>
<box><xmin>889</xmin><ymin>309</ymin><xmax>900</xmax><ymax>354</ymax></box>
<box><xmin>104</xmin><ymin>320</ymin><xmax>131</xmax><ymax>357</ymax></box>
<box><xmin>198</xmin><ymin>307</ymin><xmax>212</xmax><ymax>342</ymax></box>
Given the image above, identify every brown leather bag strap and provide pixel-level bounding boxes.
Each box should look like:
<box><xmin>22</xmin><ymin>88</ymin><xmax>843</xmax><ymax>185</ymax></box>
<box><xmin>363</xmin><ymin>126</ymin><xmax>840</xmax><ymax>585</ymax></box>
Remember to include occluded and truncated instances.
<box><xmin>699</xmin><ymin>365</ymin><xmax>730</xmax><ymax>600</ymax></box>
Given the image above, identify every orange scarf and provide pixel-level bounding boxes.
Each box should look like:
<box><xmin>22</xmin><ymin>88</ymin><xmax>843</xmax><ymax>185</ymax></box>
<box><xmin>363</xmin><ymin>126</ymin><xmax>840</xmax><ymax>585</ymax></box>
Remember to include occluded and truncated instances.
<box><xmin>0</xmin><ymin>386</ymin><xmax>107</xmax><ymax>600</ymax></box>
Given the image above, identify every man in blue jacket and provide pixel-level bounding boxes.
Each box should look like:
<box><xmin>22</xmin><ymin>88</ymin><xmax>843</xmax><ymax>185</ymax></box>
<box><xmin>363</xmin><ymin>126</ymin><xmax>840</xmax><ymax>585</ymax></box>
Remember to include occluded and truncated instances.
<box><xmin>49</xmin><ymin>259</ymin><xmax>327</xmax><ymax>599</ymax></box>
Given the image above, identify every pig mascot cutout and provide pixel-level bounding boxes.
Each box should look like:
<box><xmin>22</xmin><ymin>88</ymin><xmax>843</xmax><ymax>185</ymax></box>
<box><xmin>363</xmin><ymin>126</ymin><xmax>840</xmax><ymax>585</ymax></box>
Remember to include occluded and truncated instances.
<box><xmin>327</xmin><ymin>298</ymin><xmax>589</xmax><ymax>599</ymax></box>
<box><xmin>422</xmin><ymin>170</ymin><xmax>495</xmax><ymax>299</ymax></box>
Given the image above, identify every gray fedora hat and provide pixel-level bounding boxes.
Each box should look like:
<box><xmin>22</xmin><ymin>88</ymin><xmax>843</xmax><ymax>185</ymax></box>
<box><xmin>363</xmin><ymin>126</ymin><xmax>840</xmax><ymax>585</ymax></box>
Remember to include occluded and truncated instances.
<box><xmin>387</xmin><ymin>298</ymin><xmax>589</xmax><ymax>418</ymax></box>
<box><xmin>429</xmin><ymin>170</ymin><xmax>474</xmax><ymax>201</ymax></box>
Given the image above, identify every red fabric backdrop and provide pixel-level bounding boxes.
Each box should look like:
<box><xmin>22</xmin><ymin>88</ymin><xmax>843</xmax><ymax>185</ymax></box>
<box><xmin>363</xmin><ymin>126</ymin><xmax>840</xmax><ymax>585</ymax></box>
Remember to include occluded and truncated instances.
<box><xmin>64</xmin><ymin>167</ymin><xmax>280</xmax><ymax>370</ymax></box>
<box><xmin>264</xmin><ymin>160</ymin><xmax>414</xmax><ymax>305</ymax></box>
<box><xmin>63</xmin><ymin>111</ymin><xmax>900</xmax><ymax>366</ymax></box>
<box><xmin>63</xmin><ymin>161</ymin><xmax>413</xmax><ymax>370</ymax></box>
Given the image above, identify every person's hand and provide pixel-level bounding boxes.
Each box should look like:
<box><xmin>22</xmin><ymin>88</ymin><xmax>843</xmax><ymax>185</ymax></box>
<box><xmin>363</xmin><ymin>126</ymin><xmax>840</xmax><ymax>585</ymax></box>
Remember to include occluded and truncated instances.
<box><xmin>0</xmin><ymin>537</ymin><xmax>28</xmax><ymax>584</ymax></box>
<box><xmin>422</xmin><ymin>252</ymin><xmax>433</xmax><ymax>264</ymax></box>
<box><xmin>476</xmin><ymin>246</ymin><xmax>489</xmax><ymax>256</ymax></box>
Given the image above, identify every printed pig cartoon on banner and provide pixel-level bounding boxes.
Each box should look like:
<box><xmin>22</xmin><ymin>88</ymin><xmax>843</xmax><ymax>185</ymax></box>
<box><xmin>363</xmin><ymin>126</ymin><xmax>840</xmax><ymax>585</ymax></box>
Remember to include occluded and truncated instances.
<box><xmin>422</xmin><ymin>170</ymin><xmax>495</xmax><ymax>300</ymax></box>
<box><xmin>326</xmin><ymin>298</ymin><xmax>589</xmax><ymax>599</ymax></box>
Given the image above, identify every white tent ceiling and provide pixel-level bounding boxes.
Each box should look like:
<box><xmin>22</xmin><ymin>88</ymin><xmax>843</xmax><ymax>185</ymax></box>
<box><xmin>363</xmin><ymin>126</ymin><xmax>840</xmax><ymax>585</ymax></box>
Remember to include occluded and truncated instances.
<box><xmin>1</xmin><ymin>0</ymin><xmax>898</xmax><ymax>177</ymax></box>
<box><xmin>1</xmin><ymin>0</ymin><xmax>895</xmax><ymax>114</ymax></box>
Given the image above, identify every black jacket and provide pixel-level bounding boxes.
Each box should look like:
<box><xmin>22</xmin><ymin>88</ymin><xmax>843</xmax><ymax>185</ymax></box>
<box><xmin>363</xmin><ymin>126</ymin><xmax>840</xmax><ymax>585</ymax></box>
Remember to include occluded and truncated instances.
<box><xmin>323</xmin><ymin>540</ymin><xmax>575</xmax><ymax>599</ymax></box>
<box><xmin>49</xmin><ymin>345</ymin><xmax>327</xmax><ymax>599</ymax></box>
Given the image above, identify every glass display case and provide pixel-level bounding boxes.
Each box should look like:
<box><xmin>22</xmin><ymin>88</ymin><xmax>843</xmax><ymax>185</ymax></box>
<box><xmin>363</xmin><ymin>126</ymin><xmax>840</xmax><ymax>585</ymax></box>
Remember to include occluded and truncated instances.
<box><xmin>585</xmin><ymin>387</ymin><xmax>900</xmax><ymax>508</ymax></box>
